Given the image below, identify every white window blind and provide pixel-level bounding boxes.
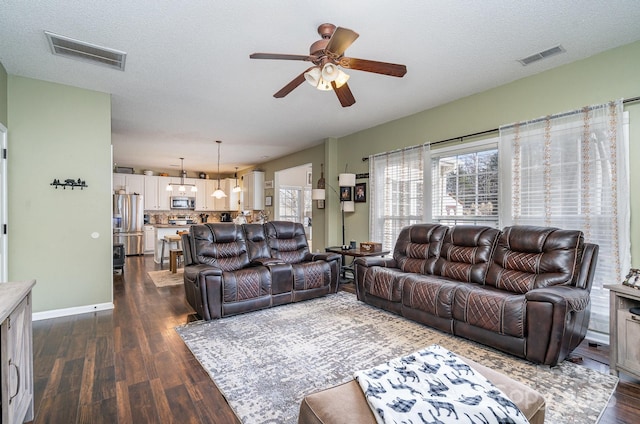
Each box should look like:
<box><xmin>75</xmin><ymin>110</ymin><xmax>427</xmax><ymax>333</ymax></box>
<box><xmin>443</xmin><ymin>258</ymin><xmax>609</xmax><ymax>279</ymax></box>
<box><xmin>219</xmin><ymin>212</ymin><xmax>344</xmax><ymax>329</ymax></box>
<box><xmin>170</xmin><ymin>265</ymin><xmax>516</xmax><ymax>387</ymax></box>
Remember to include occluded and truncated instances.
<box><xmin>369</xmin><ymin>145</ymin><xmax>429</xmax><ymax>251</ymax></box>
<box><xmin>499</xmin><ymin>100</ymin><xmax>630</xmax><ymax>339</ymax></box>
<box><xmin>431</xmin><ymin>141</ymin><xmax>499</xmax><ymax>227</ymax></box>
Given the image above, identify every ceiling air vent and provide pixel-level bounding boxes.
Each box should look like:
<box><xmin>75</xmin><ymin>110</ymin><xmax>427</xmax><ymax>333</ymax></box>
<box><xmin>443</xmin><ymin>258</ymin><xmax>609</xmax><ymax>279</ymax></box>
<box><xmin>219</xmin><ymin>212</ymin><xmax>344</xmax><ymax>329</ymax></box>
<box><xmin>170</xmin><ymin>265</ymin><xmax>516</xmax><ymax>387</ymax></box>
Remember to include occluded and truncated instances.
<box><xmin>518</xmin><ymin>45</ymin><xmax>565</xmax><ymax>66</ymax></box>
<box><xmin>45</xmin><ymin>31</ymin><xmax>126</xmax><ymax>71</ymax></box>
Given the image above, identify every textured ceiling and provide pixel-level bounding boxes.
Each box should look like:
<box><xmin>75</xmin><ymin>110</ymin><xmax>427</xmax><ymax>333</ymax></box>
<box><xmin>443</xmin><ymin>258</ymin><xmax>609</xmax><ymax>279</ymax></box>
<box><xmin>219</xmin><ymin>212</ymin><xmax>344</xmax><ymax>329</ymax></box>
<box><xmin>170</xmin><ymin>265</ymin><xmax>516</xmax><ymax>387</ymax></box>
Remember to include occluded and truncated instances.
<box><xmin>1</xmin><ymin>1</ymin><xmax>640</xmax><ymax>174</ymax></box>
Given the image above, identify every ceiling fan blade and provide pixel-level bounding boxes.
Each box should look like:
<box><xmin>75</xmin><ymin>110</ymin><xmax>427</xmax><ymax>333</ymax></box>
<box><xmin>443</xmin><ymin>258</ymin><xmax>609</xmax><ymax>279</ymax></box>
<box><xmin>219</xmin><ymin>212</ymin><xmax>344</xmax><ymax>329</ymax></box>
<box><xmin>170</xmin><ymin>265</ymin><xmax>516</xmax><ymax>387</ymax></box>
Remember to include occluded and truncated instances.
<box><xmin>273</xmin><ymin>67</ymin><xmax>315</xmax><ymax>98</ymax></box>
<box><xmin>339</xmin><ymin>57</ymin><xmax>407</xmax><ymax>77</ymax></box>
<box><xmin>325</xmin><ymin>27</ymin><xmax>359</xmax><ymax>57</ymax></box>
<box><xmin>332</xmin><ymin>81</ymin><xmax>356</xmax><ymax>107</ymax></box>
<box><xmin>250</xmin><ymin>53</ymin><xmax>313</xmax><ymax>61</ymax></box>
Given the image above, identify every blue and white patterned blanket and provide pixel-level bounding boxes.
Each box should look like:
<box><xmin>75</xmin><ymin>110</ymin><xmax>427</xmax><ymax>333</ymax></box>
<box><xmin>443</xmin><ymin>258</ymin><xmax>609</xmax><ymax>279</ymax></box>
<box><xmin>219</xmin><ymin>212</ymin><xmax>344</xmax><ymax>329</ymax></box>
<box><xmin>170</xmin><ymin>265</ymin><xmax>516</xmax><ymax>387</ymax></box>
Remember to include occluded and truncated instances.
<box><xmin>354</xmin><ymin>344</ymin><xmax>530</xmax><ymax>424</ymax></box>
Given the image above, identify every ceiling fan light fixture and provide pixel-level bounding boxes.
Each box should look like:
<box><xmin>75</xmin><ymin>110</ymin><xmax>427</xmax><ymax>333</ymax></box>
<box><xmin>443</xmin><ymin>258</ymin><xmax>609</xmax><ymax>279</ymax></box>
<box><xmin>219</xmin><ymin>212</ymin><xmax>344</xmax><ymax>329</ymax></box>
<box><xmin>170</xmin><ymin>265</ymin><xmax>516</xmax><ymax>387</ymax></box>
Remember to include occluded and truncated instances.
<box><xmin>304</xmin><ymin>67</ymin><xmax>322</xmax><ymax>86</ymax></box>
<box><xmin>334</xmin><ymin>69</ymin><xmax>350</xmax><ymax>88</ymax></box>
<box><xmin>317</xmin><ymin>77</ymin><xmax>332</xmax><ymax>91</ymax></box>
<box><xmin>321</xmin><ymin>63</ymin><xmax>338</xmax><ymax>81</ymax></box>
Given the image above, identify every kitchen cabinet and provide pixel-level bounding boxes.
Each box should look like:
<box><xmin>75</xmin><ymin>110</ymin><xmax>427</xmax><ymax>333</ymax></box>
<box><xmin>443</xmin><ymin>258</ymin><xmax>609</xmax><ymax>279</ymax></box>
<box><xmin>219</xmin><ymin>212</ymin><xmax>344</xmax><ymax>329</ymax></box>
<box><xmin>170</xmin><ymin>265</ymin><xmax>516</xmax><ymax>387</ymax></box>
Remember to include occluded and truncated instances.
<box><xmin>144</xmin><ymin>176</ymin><xmax>171</xmax><ymax>211</ymax></box>
<box><xmin>113</xmin><ymin>173</ymin><xmax>145</xmax><ymax>195</ymax></box>
<box><xmin>195</xmin><ymin>179</ymin><xmax>218</xmax><ymax>211</ymax></box>
<box><xmin>143</xmin><ymin>225</ymin><xmax>155</xmax><ymax>254</ymax></box>
<box><xmin>1</xmin><ymin>280</ymin><xmax>35</xmax><ymax>424</ymax></box>
<box><xmin>242</xmin><ymin>171</ymin><xmax>265</xmax><ymax>210</ymax></box>
<box><xmin>221</xmin><ymin>178</ymin><xmax>241</xmax><ymax>211</ymax></box>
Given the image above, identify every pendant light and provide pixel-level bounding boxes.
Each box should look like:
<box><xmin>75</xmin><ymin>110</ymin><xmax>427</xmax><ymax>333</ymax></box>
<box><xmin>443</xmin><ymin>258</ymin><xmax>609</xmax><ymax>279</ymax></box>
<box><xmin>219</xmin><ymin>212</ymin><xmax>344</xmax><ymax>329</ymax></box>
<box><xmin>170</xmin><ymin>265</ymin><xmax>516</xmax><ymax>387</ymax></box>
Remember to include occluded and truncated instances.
<box><xmin>232</xmin><ymin>166</ymin><xmax>242</xmax><ymax>193</ymax></box>
<box><xmin>212</xmin><ymin>140</ymin><xmax>227</xmax><ymax>199</ymax></box>
<box><xmin>166</xmin><ymin>157</ymin><xmax>197</xmax><ymax>192</ymax></box>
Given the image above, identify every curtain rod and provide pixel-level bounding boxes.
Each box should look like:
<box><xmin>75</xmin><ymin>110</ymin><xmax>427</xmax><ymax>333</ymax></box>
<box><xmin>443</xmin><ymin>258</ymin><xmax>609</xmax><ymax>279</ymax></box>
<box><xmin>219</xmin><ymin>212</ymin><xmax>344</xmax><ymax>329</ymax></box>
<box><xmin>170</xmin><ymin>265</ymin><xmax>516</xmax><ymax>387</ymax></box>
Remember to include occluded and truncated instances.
<box><xmin>362</xmin><ymin>96</ymin><xmax>640</xmax><ymax>162</ymax></box>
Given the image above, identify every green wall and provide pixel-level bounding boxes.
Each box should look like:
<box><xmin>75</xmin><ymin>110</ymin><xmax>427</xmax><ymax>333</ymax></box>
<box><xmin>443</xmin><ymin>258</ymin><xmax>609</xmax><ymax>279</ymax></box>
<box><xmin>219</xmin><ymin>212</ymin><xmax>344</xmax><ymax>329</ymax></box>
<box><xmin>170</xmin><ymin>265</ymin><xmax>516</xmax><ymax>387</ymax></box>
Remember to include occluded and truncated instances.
<box><xmin>0</xmin><ymin>62</ymin><xmax>7</xmax><ymax>126</ymax></box>
<box><xmin>271</xmin><ymin>40</ymin><xmax>640</xmax><ymax>262</ymax></box>
<box><xmin>8</xmin><ymin>76</ymin><xmax>113</xmax><ymax>313</ymax></box>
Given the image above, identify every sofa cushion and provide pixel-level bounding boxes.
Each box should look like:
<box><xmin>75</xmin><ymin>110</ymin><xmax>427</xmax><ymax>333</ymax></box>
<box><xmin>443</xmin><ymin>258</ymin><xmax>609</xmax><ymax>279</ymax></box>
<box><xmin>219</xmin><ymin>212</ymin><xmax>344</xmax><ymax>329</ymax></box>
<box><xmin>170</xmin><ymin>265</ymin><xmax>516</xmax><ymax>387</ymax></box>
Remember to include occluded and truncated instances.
<box><xmin>435</xmin><ymin>226</ymin><xmax>500</xmax><ymax>283</ymax></box>
<box><xmin>485</xmin><ymin>226</ymin><xmax>584</xmax><ymax>294</ymax></box>
<box><xmin>265</xmin><ymin>221</ymin><xmax>310</xmax><ymax>264</ymax></box>
<box><xmin>362</xmin><ymin>267</ymin><xmax>409</xmax><ymax>302</ymax></box>
<box><xmin>243</xmin><ymin>223</ymin><xmax>271</xmax><ymax>261</ymax></box>
<box><xmin>292</xmin><ymin>261</ymin><xmax>331</xmax><ymax>291</ymax></box>
<box><xmin>190</xmin><ymin>224</ymin><xmax>250</xmax><ymax>271</ymax></box>
<box><xmin>393</xmin><ymin>224</ymin><xmax>448</xmax><ymax>274</ymax></box>
<box><xmin>222</xmin><ymin>267</ymin><xmax>272</xmax><ymax>302</ymax></box>
<box><xmin>402</xmin><ymin>274</ymin><xmax>459</xmax><ymax>319</ymax></box>
<box><xmin>453</xmin><ymin>284</ymin><xmax>526</xmax><ymax>338</ymax></box>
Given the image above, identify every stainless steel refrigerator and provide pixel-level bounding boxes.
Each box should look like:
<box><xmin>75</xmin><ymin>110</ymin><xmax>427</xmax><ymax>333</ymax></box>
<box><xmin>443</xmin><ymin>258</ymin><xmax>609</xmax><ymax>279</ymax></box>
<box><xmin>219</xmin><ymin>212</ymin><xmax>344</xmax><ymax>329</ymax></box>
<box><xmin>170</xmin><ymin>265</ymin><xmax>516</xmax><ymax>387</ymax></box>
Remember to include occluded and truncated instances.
<box><xmin>113</xmin><ymin>194</ymin><xmax>144</xmax><ymax>255</ymax></box>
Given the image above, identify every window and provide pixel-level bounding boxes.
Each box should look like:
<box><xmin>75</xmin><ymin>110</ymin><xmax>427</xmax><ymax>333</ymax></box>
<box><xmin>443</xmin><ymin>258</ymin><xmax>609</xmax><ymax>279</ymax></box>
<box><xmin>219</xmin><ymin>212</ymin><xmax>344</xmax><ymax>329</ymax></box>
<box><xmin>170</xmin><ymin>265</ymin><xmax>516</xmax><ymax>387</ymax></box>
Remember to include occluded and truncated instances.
<box><xmin>431</xmin><ymin>142</ymin><xmax>499</xmax><ymax>227</ymax></box>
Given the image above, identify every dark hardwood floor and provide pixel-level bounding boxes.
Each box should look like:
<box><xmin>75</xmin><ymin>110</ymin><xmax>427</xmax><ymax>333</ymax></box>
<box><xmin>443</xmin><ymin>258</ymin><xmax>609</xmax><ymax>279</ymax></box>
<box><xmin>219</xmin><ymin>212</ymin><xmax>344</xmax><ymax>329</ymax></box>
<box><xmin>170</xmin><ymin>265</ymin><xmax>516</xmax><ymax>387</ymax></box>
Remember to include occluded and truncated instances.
<box><xmin>30</xmin><ymin>255</ymin><xmax>640</xmax><ymax>423</ymax></box>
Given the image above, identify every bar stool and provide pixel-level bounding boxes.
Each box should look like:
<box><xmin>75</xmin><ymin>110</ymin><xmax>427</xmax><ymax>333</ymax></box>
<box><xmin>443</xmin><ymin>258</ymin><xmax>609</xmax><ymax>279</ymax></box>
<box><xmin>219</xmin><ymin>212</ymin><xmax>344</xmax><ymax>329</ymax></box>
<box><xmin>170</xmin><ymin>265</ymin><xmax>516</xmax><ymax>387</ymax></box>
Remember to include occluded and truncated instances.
<box><xmin>161</xmin><ymin>234</ymin><xmax>182</xmax><ymax>269</ymax></box>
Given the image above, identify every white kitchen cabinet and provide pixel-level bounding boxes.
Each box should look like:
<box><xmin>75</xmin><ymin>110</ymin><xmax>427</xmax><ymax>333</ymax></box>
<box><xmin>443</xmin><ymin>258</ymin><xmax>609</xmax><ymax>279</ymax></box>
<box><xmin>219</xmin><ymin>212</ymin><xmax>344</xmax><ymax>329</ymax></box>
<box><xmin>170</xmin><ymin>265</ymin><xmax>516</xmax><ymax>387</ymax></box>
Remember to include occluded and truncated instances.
<box><xmin>242</xmin><ymin>171</ymin><xmax>265</xmax><ymax>210</ymax></box>
<box><xmin>1</xmin><ymin>280</ymin><xmax>35</xmax><ymax>424</ymax></box>
<box><xmin>112</xmin><ymin>173</ymin><xmax>145</xmax><ymax>195</ymax></box>
<box><xmin>195</xmin><ymin>179</ymin><xmax>219</xmax><ymax>211</ymax></box>
<box><xmin>144</xmin><ymin>176</ymin><xmax>172</xmax><ymax>210</ymax></box>
<box><xmin>143</xmin><ymin>225</ymin><xmax>155</xmax><ymax>254</ymax></box>
<box><xmin>221</xmin><ymin>178</ymin><xmax>241</xmax><ymax>211</ymax></box>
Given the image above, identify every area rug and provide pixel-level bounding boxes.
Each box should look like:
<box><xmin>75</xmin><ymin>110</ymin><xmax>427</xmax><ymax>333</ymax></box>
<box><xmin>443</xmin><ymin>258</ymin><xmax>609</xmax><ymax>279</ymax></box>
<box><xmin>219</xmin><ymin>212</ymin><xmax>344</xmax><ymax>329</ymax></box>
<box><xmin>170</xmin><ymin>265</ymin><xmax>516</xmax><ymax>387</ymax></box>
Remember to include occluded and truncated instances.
<box><xmin>175</xmin><ymin>292</ymin><xmax>618</xmax><ymax>424</ymax></box>
<box><xmin>147</xmin><ymin>269</ymin><xmax>183</xmax><ymax>287</ymax></box>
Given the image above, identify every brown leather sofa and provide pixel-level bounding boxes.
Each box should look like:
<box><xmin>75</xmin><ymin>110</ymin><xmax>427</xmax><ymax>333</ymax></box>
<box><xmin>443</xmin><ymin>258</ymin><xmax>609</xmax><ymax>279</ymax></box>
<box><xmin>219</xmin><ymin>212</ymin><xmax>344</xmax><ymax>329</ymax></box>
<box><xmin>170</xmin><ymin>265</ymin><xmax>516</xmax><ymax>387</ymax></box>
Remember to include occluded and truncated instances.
<box><xmin>354</xmin><ymin>224</ymin><xmax>598</xmax><ymax>366</ymax></box>
<box><xmin>182</xmin><ymin>221</ymin><xmax>341</xmax><ymax>320</ymax></box>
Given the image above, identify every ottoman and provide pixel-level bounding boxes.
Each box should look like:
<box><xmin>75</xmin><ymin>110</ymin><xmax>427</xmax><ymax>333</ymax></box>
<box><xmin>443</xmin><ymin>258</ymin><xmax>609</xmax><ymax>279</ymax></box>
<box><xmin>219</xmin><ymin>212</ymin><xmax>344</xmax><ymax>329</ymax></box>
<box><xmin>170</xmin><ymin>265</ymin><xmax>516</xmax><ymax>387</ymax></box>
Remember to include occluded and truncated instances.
<box><xmin>298</xmin><ymin>356</ymin><xmax>545</xmax><ymax>424</ymax></box>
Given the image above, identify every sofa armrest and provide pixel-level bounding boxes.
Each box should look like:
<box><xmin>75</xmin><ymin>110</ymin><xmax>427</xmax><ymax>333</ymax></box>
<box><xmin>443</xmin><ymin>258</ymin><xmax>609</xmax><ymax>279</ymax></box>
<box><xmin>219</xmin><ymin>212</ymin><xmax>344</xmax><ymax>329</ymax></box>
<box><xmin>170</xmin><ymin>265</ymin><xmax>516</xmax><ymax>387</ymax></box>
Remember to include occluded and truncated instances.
<box><xmin>525</xmin><ymin>285</ymin><xmax>591</xmax><ymax>365</ymax></box>
<box><xmin>251</xmin><ymin>257</ymin><xmax>286</xmax><ymax>266</ymax></box>
<box><xmin>525</xmin><ymin>285</ymin><xmax>591</xmax><ymax>312</ymax></box>
<box><xmin>183</xmin><ymin>264</ymin><xmax>224</xmax><ymax>320</ymax></box>
<box><xmin>354</xmin><ymin>256</ymin><xmax>398</xmax><ymax>268</ymax></box>
<box><xmin>304</xmin><ymin>252</ymin><xmax>341</xmax><ymax>262</ymax></box>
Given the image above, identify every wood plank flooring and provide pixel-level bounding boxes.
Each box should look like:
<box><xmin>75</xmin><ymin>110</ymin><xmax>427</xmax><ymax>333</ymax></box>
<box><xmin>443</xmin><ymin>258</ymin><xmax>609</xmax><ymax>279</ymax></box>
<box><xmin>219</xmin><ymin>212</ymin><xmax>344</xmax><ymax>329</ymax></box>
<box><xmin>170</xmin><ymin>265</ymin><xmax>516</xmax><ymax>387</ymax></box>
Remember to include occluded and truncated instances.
<box><xmin>30</xmin><ymin>255</ymin><xmax>640</xmax><ymax>423</ymax></box>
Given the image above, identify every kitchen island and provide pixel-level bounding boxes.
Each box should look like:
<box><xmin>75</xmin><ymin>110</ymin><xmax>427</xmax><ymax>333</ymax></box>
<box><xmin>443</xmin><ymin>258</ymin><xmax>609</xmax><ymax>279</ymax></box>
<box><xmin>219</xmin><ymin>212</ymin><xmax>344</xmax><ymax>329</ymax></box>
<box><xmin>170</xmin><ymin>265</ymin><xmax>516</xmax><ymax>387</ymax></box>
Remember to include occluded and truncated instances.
<box><xmin>153</xmin><ymin>225</ymin><xmax>191</xmax><ymax>264</ymax></box>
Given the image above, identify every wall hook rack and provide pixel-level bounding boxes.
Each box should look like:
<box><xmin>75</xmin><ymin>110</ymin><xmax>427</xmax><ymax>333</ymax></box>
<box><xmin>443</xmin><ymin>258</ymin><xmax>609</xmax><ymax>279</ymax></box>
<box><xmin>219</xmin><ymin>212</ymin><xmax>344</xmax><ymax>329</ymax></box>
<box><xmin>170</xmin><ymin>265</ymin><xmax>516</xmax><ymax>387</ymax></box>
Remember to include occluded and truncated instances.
<box><xmin>51</xmin><ymin>178</ymin><xmax>88</xmax><ymax>190</ymax></box>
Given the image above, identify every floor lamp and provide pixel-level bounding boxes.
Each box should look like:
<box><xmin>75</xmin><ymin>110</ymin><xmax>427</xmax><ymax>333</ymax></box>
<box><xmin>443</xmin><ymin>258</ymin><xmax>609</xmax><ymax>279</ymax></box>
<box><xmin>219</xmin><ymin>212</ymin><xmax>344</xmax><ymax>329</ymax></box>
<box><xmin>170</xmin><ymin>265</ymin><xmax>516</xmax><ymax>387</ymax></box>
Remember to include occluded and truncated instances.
<box><xmin>312</xmin><ymin>169</ymin><xmax>356</xmax><ymax>247</ymax></box>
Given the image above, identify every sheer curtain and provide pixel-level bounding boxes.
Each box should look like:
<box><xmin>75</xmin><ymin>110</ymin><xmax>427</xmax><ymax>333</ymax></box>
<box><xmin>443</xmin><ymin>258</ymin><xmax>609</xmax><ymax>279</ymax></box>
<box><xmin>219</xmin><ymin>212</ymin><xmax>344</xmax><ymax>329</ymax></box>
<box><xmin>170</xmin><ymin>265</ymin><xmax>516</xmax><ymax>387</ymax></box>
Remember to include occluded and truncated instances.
<box><xmin>369</xmin><ymin>145</ymin><xmax>430</xmax><ymax>251</ymax></box>
<box><xmin>499</xmin><ymin>100</ymin><xmax>629</xmax><ymax>339</ymax></box>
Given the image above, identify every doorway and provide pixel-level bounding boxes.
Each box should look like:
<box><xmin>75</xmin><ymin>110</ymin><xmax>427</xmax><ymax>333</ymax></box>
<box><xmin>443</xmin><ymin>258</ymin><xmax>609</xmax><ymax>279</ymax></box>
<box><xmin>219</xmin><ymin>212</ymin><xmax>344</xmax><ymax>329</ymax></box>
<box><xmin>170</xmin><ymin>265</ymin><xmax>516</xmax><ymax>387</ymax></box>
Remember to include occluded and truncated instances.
<box><xmin>274</xmin><ymin>163</ymin><xmax>313</xmax><ymax>250</ymax></box>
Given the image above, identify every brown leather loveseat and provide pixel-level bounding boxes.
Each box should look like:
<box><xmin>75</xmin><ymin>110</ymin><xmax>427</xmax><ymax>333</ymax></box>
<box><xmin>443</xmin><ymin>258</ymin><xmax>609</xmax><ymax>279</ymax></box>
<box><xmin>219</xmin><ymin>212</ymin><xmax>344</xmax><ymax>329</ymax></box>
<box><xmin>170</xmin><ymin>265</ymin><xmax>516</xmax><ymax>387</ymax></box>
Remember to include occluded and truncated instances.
<box><xmin>354</xmin><ymin>224</ymin><xmax>598</xmax><ymax>365</ymax></box>
<box><xmin>182</xmin><ymin>221</ymin><xmax>341</xmax><ymax>320</ymax></box>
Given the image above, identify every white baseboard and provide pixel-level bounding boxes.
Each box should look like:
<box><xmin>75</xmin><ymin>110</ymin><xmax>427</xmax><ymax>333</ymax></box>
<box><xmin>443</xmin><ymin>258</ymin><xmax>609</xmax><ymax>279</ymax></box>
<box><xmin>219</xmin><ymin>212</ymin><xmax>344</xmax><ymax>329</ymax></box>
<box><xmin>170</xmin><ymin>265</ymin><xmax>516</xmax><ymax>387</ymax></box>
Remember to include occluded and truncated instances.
<box><xmin>32</xmin><ymin>302</ymin><xmax>114</xmax><ymax>321</ymax></box>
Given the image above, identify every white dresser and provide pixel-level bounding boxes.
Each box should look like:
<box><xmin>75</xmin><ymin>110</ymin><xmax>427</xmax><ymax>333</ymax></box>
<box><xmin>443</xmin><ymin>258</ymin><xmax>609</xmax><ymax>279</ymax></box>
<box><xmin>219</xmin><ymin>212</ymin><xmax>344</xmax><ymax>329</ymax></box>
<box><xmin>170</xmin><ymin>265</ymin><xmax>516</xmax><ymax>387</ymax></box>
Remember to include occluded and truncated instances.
<box><xmin>0</xmin><ymin>280</ymin><xmax>35</xmax><ymax>424</ymax></box>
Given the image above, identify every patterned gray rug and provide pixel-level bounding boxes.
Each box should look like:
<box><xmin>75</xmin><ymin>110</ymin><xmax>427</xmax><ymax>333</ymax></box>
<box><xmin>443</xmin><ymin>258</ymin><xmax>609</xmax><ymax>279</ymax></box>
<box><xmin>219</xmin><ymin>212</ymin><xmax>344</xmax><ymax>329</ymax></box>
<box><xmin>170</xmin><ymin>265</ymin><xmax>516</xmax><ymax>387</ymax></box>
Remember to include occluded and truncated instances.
<box><xmin>176</xmin><ymin>292</ymin><xmax>618</xmax><ymax>424</ymax></box>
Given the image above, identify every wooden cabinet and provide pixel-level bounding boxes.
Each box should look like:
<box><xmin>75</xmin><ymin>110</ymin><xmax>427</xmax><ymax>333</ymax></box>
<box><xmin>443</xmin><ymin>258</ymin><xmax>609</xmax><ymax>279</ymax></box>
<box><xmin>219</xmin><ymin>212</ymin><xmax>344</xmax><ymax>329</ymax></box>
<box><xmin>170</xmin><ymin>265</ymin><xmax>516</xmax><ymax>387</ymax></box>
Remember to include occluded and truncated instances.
<box><xmin>605</xmin><ymin>283</ymin><xmax>640</xmax><ymax>379</ymax></box>
<box><xmin>242</xmin><ymin>171</ymin><xmax>265</xmax><ymax>210</ymax></box>
<box><xmin>1</xmin><ymin>280</ymin><xmax>35</xmax><ymax>424</ymax></box>
<box><xmin>143</xmin><ymin>225</ymin><xmax>155</xmax><ymax>254</ymax></box>
<box><xmin>112</xmin><ymin>173</ymin><xmax>145</xmax><ymax>194</ymax></box>
<box><xmin>144</xmin><ymin>176</ymin><xmax>172</xmax><ymax>211</ymax></box>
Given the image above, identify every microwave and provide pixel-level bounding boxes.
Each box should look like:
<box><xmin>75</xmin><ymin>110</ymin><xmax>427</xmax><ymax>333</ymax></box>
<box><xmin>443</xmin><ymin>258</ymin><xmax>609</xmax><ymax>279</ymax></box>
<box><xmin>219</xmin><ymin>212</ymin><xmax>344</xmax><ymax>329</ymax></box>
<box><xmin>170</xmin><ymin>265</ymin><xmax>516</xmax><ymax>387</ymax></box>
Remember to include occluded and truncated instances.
<box><xmin>171</xmin><ymin>196</ymin><xmax>196</xmax><ymax>210</ymax></box>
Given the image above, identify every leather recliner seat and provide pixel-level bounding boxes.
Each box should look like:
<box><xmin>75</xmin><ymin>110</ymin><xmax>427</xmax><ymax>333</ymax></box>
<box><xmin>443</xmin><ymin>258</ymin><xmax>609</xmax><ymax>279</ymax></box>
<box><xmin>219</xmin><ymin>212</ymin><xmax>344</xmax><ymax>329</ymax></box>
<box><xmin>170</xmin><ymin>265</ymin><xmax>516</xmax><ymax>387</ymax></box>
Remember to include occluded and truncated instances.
<box><xmin>355</xmin><ymin>224</ymin><xmax>598</xmax><ymax>365</ymax></box>
<box><xmin>182</xmin><ymin>221</ymin><xmax>341</xmax><ymax>320</ymax></box>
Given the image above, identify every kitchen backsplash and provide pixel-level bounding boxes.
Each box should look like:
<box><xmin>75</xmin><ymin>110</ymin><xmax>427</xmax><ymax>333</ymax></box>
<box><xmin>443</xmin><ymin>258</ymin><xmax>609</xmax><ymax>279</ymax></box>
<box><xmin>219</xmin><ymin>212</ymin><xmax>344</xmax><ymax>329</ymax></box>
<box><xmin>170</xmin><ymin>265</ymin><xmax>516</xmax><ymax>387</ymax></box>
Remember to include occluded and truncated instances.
<box><xmin>146</xmin><ymin>211</ymin><xmax>263</xmax><ymax>225</ymax></box>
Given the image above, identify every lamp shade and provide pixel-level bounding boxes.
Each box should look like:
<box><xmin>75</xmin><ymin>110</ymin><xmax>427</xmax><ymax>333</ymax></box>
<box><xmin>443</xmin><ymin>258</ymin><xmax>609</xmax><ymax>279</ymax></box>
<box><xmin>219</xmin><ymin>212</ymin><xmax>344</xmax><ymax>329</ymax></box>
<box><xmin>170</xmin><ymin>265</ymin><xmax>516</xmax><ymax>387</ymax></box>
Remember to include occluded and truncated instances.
<box><xmin>338</xmin><ymin>173</ymin><xmax>356</xmax><ymax>187</ymax></box>
<box><xmin>321</xmin><ymin>63</ymin><xmax>339</xmax><ymax>82</ymax></box>
<box><xmin>212</xmin><ymin>188</ymin><xmax>227</xmax><ymax>198</ymax></box>
<box><xmin>312</xmin><ymin>188</ymin><xmax>326</xmax><ymax>200</ymax></box>
<box><xmin>304</xmin><ymin>67</ymin><xmax>321</xmax><ymax>87</ymax></box>
<box><xmin>342</xmin><ymin>201</ymin><xmax>355</xmax><ymax>212</ymax></box>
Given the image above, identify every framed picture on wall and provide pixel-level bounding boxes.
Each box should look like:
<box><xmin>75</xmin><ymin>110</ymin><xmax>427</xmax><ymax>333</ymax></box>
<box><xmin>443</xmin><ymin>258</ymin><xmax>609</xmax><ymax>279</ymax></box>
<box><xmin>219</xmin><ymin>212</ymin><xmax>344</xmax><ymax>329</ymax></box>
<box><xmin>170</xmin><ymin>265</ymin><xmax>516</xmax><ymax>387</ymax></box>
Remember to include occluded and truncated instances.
<box><xmin>265</xmin><ymin>196</ymin><xmax>272</xmax><ymax>206</ymax></box>
<box><xmin>354</xmin><ymin>183</ymin><xmax>366</xmax><ymax>202</ymax></box>
<box><xmin>340</xmin><ymin>186</ymin><xmax>352</xmax><ymax>201</ymax></box>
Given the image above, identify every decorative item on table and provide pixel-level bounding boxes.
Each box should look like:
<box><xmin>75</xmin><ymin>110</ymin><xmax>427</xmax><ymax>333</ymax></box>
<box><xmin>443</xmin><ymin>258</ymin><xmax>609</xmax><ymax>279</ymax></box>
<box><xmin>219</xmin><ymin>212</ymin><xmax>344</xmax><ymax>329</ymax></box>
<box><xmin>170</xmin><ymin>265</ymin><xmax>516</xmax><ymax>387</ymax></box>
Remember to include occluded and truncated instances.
<box><xmin>360</xmin><ymin>242</ymin><xmax>382</xmax><ymax>252</ymax></box>
<box><xmin>350</xmin><ymin>240</ymin><xmax>357</xmax><ymax>249</ymax></box>
<box><xmin>622</xmin><ymin>268</ymin><xmax>640</xmax><ymax>288</ymax></box>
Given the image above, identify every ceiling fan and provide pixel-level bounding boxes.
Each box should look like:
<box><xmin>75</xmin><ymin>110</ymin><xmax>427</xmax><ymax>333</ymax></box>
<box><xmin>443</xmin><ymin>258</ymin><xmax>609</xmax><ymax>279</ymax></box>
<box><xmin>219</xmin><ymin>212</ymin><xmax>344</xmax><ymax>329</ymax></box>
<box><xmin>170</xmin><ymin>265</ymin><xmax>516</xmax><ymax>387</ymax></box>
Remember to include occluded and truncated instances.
<box><xmin>250</xmin><ymin>23</ymin><xmax>407</xmax><ymax>107</ymax></box>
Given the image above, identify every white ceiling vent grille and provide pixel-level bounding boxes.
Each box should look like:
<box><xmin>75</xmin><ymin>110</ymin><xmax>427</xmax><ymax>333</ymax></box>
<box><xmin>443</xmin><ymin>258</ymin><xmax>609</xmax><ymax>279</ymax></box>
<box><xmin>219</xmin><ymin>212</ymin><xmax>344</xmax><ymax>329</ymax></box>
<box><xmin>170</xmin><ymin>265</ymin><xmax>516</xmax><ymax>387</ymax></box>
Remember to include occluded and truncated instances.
<box><xmin>45</xmin><ymin>31</ymin><xmax>126</xmax><ymax>71</ymax></box>
<box><xmin>518</xmin><ymin>45</ymin><xmax>565</xmax><ymax>66</ymax></box>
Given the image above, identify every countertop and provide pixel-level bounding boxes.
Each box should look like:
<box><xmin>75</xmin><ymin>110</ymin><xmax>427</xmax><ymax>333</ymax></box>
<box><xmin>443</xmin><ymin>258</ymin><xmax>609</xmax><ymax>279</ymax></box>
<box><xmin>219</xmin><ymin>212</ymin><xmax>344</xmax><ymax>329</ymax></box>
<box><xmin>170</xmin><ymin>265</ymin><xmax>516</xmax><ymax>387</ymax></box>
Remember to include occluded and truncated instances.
<box><xmin>152</xmin><ymin>224</ymin><xmax>194</xmax><ymax>228</ymax></box>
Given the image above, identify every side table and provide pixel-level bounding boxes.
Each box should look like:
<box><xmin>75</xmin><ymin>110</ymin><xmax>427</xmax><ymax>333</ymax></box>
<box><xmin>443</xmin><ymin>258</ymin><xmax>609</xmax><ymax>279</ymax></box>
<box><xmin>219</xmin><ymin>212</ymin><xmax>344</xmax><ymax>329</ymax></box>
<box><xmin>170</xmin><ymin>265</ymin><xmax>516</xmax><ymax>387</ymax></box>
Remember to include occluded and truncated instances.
<box><xmin>604</xmin><ymin>283</ymin><xmax>640</xmax><ymax>379</ymax></box>
<box><xmin>325</xmin><ymin>246</ymin><xmax>390</xmax><ymax>283</ymax></box>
